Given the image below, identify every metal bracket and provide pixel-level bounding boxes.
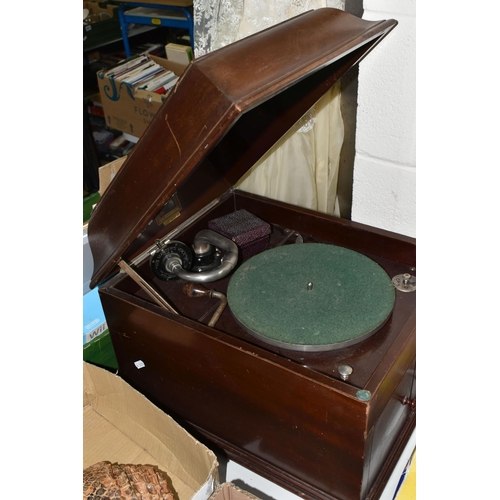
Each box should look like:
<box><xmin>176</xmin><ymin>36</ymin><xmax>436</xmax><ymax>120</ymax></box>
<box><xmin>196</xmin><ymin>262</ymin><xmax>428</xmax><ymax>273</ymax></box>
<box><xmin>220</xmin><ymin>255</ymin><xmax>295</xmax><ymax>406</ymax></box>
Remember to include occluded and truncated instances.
<box><xmin>392</xmin><ymin>273</ymin><xmax>416</xmax><ymax>292</ymax></box>
<box><xmin>118</xmin><ymin>260</ymin><xmax>178</xmax><ymax>314</ymax></box>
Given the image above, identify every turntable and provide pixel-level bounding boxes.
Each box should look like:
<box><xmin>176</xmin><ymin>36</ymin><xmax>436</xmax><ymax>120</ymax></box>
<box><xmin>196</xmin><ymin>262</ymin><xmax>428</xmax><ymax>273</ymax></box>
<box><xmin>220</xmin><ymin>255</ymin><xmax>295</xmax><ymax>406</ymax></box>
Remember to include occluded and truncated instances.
<box><xmin>227</xmin><ymin>242</ymin><xmax>396</xmax><ymax>352</ymax></box>
<box><xmin>88</xmin><ymin>9</ymin><xmax>415</xmax><ymax>500</ymax></box>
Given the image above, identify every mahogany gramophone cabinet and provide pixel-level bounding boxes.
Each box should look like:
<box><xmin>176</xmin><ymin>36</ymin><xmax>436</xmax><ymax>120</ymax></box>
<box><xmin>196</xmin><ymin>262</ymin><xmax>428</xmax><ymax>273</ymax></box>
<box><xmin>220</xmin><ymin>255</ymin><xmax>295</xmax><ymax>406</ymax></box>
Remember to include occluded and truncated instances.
<box><xmin>88</xmin><ymin>8</ymin><xmax>415</xmax><ymax>500</ymax></box>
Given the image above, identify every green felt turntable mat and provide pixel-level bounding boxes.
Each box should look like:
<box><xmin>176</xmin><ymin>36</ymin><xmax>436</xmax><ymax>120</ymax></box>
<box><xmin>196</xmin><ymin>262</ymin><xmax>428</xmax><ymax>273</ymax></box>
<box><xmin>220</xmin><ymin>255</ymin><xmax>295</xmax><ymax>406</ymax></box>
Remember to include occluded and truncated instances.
<box><xmin>227</xmin><ymin>243</ymin><xmax>395</xmax><ymax>351</ymax></box>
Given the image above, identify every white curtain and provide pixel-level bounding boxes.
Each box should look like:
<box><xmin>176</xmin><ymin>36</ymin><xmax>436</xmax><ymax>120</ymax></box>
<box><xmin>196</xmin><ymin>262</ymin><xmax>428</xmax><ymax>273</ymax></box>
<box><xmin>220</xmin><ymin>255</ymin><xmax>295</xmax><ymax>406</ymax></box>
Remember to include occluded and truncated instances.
<box><xmin>193</xmin><ymin>0</ymin><xmax>345</xmax><ymax>216</ymax></box>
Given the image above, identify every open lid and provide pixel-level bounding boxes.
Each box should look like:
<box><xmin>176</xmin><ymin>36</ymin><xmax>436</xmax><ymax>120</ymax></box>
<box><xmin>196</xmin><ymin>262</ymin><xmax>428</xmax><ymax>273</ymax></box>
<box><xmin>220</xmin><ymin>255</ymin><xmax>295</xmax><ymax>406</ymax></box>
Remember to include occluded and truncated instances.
<box><xmin>88</xmin><ymin>8</ymin><xmax>397</xmax><ymax>288</ymax></box>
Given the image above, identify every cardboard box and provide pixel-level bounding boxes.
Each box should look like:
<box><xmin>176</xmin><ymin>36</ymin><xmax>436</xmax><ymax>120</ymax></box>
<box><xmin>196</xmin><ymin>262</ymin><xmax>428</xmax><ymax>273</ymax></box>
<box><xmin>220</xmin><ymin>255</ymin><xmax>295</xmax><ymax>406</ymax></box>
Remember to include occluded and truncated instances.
<box><xmin>98</xmin><ymin>156</ymin><xmax>127</xmax><ymax>195</ymax></box>
<box><xmin>210</xmin><ymin>483</ymin><xmax>261</xmax><ymax>500</ymax></box>
<box><xmin>98</xmin><ymin>55</ymin><xmax>188</xmax><ymax>138</ymax></box>
<box><xmin>83</xmin><ymin>362</ymin><xmax>219</xmax><ymax>499</ymax></box>
<box><xmin>83</xmin><ymin>157</ymin><xmax>126</xmax><ymax>294</ymax></box>
<box><xmin>83</xmin><ymin>287</ymin><xmax>108</xmax><ymax>345</ymax></box>
<box><xmin>83</xmin><ymin>1</ymin><xmax>121</xmax><ymax>51</ymax></box>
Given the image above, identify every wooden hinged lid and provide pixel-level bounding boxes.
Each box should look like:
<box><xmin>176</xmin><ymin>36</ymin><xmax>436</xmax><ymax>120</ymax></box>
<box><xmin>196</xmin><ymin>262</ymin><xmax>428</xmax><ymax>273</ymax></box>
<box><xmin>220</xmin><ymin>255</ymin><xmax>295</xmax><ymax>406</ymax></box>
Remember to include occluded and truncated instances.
<box><xmin>88</xmin><ymin>8</ymin><xmax>397</xmax><ymax>288</ymax></box>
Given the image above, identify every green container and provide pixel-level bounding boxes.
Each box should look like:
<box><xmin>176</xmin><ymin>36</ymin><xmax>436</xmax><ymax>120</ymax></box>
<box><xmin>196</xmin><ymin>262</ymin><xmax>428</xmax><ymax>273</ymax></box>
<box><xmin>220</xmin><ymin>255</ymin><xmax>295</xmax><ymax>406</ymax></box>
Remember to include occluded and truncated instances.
<box><xmin>83</xmin><ymin>192</ymin><xmax>100</xmax><ymax>224</ymax></box>
<box><xmin>83</xmin><ymin>331</ymin><xmax>118</xmax><ymax>371</ymax></box>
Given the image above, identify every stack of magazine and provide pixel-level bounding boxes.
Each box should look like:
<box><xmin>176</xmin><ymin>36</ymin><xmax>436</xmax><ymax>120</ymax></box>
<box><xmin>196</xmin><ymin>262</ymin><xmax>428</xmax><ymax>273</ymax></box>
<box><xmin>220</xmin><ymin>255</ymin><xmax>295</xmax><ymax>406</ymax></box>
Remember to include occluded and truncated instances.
<box><xmin>104</xmin><ymin>54</ymin><xmax>179</xmax><ymax>95</ymax></box>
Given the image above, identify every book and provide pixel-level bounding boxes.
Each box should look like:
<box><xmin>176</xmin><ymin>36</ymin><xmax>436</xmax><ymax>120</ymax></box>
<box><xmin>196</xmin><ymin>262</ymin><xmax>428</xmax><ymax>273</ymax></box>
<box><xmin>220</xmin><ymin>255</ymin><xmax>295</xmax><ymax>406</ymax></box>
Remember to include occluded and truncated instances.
<box><xmin>118</xmin><ymin>61</ymin><xmax>159</xmax><ymax>83</ymax></box>
<box><xmin>128</xmin><ymin>65</ymin><xmax>167</xmax><ymax>87</ymax></box>
<box><xmin>153</xmin><ymin>77</ymin><xmax>179</xmax><ymax>94</ymax></box>
<box><xmin>101</xmin><ymin>53</ymin><xmax>179</xmax><ymax>95</ymax></box>
<box><xmin>105</xmin><ymin>54</ymin><xmax>149</xmax><ymax>78</ymax></box>
<box><xmin>137</xmin><ymin>70</ymin><xmax>177</xmax><ymax>91</ymax></box>
<box><xmin>165</xmin><ymin>43</ymin><xmax>193</xmax><ymax>65</ymax></box>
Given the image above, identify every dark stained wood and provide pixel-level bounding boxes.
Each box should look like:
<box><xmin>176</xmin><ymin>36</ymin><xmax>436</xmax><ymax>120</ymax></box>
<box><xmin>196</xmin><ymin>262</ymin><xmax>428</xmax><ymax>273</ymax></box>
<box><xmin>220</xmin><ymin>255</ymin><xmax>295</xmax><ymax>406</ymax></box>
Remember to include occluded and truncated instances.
<box><xmin>87</xmin><ymin>8</ymin><xmax>413</xmax><ymax>500</ymax></box>
<box><xmin>108</xmin><ymin>191</ymin><xmax>415</xmax><ymax>391</ymax></box>
<box><xmin>231</xmin><ymin>191</ymin><xmax>416</xmax><ymax>266</ymax></box>
<box><xmin>98</xmin><ymin>191</ymin><xmax>415</xmax><ymax>500</ymax></box>
<box><xmin>365</xmin><ymin>409</ymin><xmax>416</xmax><ymax>500</ymax></box>
<box><xmin>88</xmin><ymin>9</ymin><xmax>397</xmax><ymax>288</ymax></box>
<box><xmin>101</xmin><ymin>289</ymin><xmax>370</xmax><ymax>500</ymax></box>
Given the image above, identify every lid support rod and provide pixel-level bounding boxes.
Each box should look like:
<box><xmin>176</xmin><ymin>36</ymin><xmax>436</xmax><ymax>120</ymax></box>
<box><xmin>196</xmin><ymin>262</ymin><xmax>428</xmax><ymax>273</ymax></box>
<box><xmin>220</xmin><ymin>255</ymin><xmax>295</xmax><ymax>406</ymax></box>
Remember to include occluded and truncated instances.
<box><xmin>118</xmin><ymin>260</ymin><xmax>179</xmax><ymax>315</ymax></box>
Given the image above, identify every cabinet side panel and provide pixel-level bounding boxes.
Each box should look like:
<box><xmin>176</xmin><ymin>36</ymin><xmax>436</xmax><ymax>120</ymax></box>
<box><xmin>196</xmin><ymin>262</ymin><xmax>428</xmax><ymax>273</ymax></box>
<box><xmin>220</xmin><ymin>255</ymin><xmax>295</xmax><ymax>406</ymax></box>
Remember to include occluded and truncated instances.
<box><xmin>100</xmin><ymin>290</ymin><xmax>368</xmax><ymax>500</ymax></box>
<box><xmin>362</xmin><ymin>359</ymin><xmax>416</xmax><ymax>498</ymax></box>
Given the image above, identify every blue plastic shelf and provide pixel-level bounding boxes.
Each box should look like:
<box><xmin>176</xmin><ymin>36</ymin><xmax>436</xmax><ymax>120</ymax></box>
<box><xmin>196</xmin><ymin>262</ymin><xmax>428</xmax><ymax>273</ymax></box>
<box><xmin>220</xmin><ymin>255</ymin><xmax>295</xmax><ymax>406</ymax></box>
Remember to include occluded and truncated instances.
<box><xmin>119</xmin><ymin>2</ymin><xmax>193</xmax><ymax>57</ymax></box>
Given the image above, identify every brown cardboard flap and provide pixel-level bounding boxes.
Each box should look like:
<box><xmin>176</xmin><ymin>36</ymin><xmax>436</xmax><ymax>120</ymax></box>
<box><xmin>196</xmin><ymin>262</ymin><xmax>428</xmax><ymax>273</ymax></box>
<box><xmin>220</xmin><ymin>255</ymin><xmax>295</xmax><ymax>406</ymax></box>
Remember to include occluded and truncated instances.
<box><xmin>210</xmin><ymin>483</ymin><xmax>262</xmax><ymax>500</ymax></box>
<box><xmin>83</xmin><ymin>363</ymin><xmax>218</xmax><ymax>499</ymax></box>
<box><xmin>98</xmin><ymin>156</ymin><xmax>126</xmax><ymax>196</ymax></box>
<box><xmin>88</xmin><ymin>8</ymin><xmax>397</xmax><ymax>288</ymax></box>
